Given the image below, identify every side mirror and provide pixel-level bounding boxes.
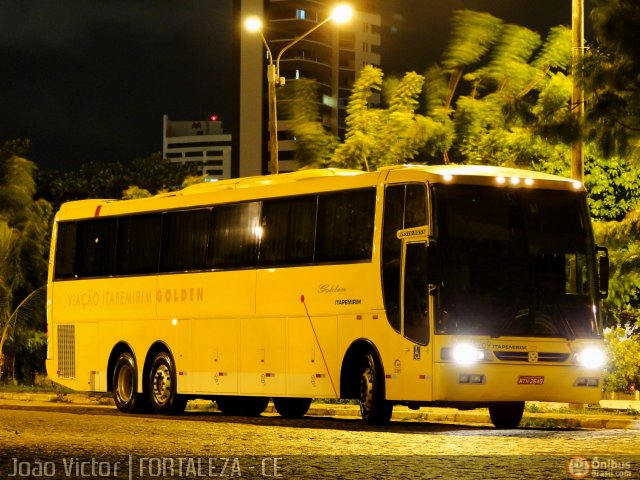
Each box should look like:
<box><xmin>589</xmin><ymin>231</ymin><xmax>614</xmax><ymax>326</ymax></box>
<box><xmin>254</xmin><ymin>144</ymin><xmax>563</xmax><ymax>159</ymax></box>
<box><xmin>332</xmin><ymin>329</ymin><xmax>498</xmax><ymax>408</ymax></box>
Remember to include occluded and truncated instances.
<box><xmin>596</xmin><ymin>245</ymin><xmax>609</xmax><ymax>299</ymax></box>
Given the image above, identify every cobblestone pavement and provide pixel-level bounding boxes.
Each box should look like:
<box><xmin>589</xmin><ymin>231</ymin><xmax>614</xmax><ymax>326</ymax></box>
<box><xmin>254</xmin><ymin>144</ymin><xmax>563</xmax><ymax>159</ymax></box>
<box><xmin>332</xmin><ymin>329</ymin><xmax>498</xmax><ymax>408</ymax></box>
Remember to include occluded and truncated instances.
<box><xmin>0</xmin><ymin>403</ymin><xmax>638</xmax><ymax>479</ymax></box>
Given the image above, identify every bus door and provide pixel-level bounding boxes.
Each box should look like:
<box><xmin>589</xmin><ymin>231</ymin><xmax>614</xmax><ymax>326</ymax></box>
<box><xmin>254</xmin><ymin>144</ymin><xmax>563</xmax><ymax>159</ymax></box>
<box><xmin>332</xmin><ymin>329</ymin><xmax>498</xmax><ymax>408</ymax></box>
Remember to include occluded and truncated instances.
<box><xmin>399</xmin><ymin>236</ymin><xmax>434</xmax><ymax>401</ymax></box>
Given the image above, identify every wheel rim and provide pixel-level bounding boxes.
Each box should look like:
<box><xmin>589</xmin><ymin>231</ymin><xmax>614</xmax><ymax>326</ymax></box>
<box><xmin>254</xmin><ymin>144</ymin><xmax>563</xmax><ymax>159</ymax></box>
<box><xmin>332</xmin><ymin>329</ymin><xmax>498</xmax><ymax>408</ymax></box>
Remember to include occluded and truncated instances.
<box><xmin>152</xmin><ymin>363</ymin><xmax>172</xmax><ymax>406</ymax></box>
<box><xmin>116</xmin><ymin>364</ymin><xmax>134</xmax><ymax>404</ymax></box>
<box><xmin>360</xmin><ymin>366</ymin><xmax>374</xmax><ymax>416</ymax></box>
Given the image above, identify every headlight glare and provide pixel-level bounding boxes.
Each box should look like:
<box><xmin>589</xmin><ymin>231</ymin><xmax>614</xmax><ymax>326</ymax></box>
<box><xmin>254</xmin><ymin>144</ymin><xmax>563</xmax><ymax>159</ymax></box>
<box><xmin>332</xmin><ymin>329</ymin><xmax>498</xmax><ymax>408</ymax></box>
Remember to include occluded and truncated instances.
<box><xmin>576</xmin><ymin>347</ymin><xmax>606</xmax><ymax>369</ymax></box>
<box><xmin>452</xmin><ymin>343</ymin><xmax>484</xmax><ymax>365</ymax></box>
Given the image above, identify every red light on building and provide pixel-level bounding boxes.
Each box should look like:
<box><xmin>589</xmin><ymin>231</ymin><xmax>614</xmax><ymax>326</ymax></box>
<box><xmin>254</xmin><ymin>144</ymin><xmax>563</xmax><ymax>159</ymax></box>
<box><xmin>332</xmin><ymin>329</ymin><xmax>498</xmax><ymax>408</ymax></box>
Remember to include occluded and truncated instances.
<box><xmin>210</xmin><ymin>114</ymin><xmax>219</xmax><ymax>121</ymax></box>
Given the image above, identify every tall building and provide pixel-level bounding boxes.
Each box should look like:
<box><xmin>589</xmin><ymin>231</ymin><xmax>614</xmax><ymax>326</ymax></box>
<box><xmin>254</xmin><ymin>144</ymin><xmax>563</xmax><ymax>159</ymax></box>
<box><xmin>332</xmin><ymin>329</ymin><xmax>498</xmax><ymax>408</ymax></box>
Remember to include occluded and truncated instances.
<box><xmin>238</xmin><ymin>0</ymin><xmax>381</xmax><ymax>175</ymax></box>
<box><xmin>162</xmin><ymin>115</ymin><xmax>232</xmax><ymax>179</ymax></box>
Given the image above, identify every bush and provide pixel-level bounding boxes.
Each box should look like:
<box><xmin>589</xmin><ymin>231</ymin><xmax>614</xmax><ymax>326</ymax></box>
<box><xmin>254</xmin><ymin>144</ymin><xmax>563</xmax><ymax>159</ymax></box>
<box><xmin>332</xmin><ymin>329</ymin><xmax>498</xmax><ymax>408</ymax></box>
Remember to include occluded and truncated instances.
<box><xmin>603</xmin><ymin>327</ymin><xmax>640</xmax><ymax>393</ymax></box>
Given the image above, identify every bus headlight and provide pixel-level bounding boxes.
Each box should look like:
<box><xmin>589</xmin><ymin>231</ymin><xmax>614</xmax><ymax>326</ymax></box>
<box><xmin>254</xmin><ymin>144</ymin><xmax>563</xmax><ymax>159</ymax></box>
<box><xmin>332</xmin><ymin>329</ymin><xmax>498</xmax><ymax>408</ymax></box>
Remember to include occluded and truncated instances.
<box><xmin>452</xmin><ymin>343</ymin><xmax>485</xmax><ymax>365</ymax></box>
<box><xmin>575</xmin><ymin>347</ymin><xmax>606</xmax><ymax>369</ymax></box>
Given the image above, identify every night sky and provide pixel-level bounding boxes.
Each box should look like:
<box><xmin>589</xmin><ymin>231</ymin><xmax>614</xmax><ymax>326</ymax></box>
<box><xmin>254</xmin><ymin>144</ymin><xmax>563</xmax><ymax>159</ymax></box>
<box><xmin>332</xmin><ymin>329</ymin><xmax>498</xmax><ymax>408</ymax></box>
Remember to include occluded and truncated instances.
<box><xmin>1</xmin><ymin>1</ymin><xmax>586</xmax><ymax>171</ymax></box>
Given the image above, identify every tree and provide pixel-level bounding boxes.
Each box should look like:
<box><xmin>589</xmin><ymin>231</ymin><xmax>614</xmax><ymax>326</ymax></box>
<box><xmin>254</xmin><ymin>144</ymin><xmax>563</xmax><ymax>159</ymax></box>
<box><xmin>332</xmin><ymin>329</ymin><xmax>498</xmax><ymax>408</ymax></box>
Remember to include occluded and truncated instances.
<box><xmin>278</xmin><ymin>78</ymin><xmax>339</xmax><ymax>168</ymax></box>
<box><xmin>593</xmin><ymin>209</ymin><xmax>640</xmax><ymax>327</ymax></box>
<box><xmin>586</xmin><ymin>151</ymin><xmax>640</xmax><ymax>221</ymax></box>
<box><xmin>584</xmin><ymin>1</ymin><xmax>640</xmax><ymax>336</ymax></box>
<box><xmin>0</xmin><ymin>282</ymin><xmax>46</xmax><ymax>381</ymax></box>
<box><xmin>603</xmin><ymin>327</ymin><xmax>640</xmax><ymax>393</ymax></box>
<box><xmin>330</xmin><ymin>66</ymin><xmax>450</xmax><ymax>170</ymax></box>
<box><xmin>122</xmin><ymin>186</ymin><xmax>153</xmax><ymax>200</ymax></box>
<box><xmin>330</xmin><ymin>65</ymin><xmax>384</xmax><ymax>170</ymax></box>
<box><xmin>36</xmin><ymin>153</ymin><xmax>200</xmax><ymax>211</ymax></box>
<box><xmin>303</xmin><ymin>11</ymin><xmax>577</xmax><ymax>172</ymax></box>
<box><xmin>583</xmin><ymin>0</ymin><xmax>640</xmax><ymax>157</ymax></box>
<box><xmin>423</xmin><ymin>10</ymin><xmax>575</xmax><ymax>168</ymax></box>
<box><xmin>0</xmin><ymin>140</ymin><xmax>51</xmax><ymax>383</ymax></box>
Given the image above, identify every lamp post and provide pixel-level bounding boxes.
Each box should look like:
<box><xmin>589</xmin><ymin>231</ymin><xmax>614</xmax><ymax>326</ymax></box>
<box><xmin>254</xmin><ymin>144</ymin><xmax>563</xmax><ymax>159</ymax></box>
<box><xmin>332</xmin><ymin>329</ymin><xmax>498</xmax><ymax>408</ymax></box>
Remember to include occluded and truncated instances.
<box><xmin>571</xmin><ymin>0</ymin><xmax>584</xmax><ymax>182</ymax></box>
<box><xmin>245</xmin><ymin>4</ymin><xmax>352</xmax><ymax>175</ymax></box>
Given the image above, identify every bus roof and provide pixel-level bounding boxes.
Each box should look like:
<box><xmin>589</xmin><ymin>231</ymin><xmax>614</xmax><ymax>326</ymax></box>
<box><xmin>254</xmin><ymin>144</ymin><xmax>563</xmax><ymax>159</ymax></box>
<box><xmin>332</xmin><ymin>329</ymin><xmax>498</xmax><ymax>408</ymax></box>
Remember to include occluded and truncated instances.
<box><xmin>55</xmin><ymin>164</ymin><xmax>583</xmax><ymax>221</ymax></box>
<box><xmin>378</xmin><ymin>163</ymin><xmax>581</xmax><ymax>183</ymax></box>
<box><xmin>179</xmin><ymin>168</ymin><xmax>366</xmax><ymax>195</ymax></box>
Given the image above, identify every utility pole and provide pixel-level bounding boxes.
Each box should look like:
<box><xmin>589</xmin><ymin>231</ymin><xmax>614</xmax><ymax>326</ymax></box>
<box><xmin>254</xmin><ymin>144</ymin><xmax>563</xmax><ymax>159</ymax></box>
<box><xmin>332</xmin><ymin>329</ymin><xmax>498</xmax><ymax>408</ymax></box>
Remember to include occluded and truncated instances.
<box><xmin>267</xmin><ymin>63</ymin><xmax>279</xmax><ymax>175</ymax></box>
<box><xmin>571</xmin><ymin>0</ymin><xmax>585</xmax><ymax>182</ymax></box>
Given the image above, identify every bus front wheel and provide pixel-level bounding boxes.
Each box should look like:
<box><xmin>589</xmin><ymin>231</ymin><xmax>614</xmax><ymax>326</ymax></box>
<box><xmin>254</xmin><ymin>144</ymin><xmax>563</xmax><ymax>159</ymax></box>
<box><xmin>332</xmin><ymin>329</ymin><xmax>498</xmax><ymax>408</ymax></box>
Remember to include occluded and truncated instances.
<box><xmin>359</xmin><ymin>352</ymin><xmax>393</xmax><ymax>425</ymax></box>
<box><xmin>113</xmin><ymin>351</ymin><xmax>148</xmax><ymax>413</ymax></box>
<box><xmin>149</xmin><ymin>351</ymin><xmax>188</xmax><ymax>415</ymax></box>
<box><xmin>488</xmin><ymin>401</ymin><xmax>525</xmax><ymax>429</ymax></box>
<box><xmin>273</xmin><ymin>397</ymin><xmax>312</xmax><ymax>419</ymax></box>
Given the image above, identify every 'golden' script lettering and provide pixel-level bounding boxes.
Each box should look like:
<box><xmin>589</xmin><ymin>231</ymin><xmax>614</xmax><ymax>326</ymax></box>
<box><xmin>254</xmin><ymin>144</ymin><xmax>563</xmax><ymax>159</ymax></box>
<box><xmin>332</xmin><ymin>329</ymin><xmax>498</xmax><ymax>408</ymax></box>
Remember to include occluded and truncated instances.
<box><xmin>156</xmin><ymin>288</ymin><xmax>204</xmax><ymax>303</ymax></box>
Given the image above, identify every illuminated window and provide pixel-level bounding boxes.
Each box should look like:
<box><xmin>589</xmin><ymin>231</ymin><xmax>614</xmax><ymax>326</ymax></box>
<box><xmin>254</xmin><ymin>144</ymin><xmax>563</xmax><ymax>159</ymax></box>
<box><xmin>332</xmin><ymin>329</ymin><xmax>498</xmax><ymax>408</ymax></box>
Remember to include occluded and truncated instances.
<box><xmin>208</xmin><ymin>202</ymin><xmax>261</xmax><ymax>269</ymax></box>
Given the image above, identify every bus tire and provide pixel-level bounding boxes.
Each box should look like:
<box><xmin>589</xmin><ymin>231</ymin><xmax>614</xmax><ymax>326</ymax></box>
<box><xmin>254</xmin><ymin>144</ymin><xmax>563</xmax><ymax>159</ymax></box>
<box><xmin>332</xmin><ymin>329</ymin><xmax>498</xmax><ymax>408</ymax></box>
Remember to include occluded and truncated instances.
<box><xmin>359</xmin><ymin>351</ymin><xmax>393</xmax><ymax>425</ymax></box>
<box><xmin>273</xmin><ymin>397</ymin><xmax>312</xmax><ymax>419</ymax></box>
<box><xmin>489</xmin><ymin>401</ymin><xmax>525</xmax><ymax>429</ymax></box>
<box><xmin>113</xmin><ymin>351</ymin><xmax>149</xmax><ymax>413</ymax></box>
<box><xmin>148</xmin><ymin>351</ymin><xmax>187</xmax><ymax>415</ymax></box>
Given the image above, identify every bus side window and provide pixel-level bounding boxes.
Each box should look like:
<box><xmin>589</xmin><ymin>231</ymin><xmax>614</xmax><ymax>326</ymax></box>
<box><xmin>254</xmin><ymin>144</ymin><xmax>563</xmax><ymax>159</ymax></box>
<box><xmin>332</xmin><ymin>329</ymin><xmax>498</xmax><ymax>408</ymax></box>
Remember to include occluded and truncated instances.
<box><xmin>75</xmin><ymin>218</ymin><xmax>117</xmax><ymax>278</ymax></box>
<box><xmin>207</xmin><ymin>202</ymin><xmax>261</xmax><ymax>269</ymax></box>
<box><xmin>259</xmin><ymin>196</ymin><xmax>316</xmax><ymax>267</ymax></box>
<box><xmin>316</xmin><ymin>189</ymin><xmax>375</xmax><ymax>263</ymax></box>
<box><xmin>115</xmin><ymin>214</ymin><xmax>161</xmax><ymax>275</ymax></box>
<box><xmin>160</xmin><ymin>209</ymin><xmax>209</xmax><ymax>272</ymax></box>
<box><xmin>54</xmin><ymin>222</ymin><xmax>77</xmax><ymax>279</ymax></box>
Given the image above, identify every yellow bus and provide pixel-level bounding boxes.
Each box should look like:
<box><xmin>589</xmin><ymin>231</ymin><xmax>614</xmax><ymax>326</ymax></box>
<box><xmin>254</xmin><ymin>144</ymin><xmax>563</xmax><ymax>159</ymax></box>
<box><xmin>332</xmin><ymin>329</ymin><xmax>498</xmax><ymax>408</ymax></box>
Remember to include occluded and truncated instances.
<box><xmin>46</xmin><ymin>165</ymin><xmax>609</xmax><ymax>428</ymax></box>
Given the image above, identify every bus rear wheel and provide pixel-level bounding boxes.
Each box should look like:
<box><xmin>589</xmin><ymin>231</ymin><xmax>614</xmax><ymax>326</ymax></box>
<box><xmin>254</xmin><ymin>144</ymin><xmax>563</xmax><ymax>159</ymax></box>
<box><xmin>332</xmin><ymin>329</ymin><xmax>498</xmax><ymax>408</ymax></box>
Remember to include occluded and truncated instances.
<box><xmin>113</xmin><ymin>351</ymin><xmax>150</xmax><ymax>413</ymax></box>
<box><xmin>359</xmin><ymin>352</ymin><xmax>393</xmax><ymax>425</ymax></box>
<box><xmin>149</xmin><ymin>351</ymin><xmax>187</xmax><ymax>415</ymax></box>
<box><xmin>488</xmin><ymin>401</ymin><xmax>525</xmax><ymax>429</ymax></box>
<box><xmin>273</xmin><ymin>397</ymin><xmax>312</xmax><ymax>419</ymax></box>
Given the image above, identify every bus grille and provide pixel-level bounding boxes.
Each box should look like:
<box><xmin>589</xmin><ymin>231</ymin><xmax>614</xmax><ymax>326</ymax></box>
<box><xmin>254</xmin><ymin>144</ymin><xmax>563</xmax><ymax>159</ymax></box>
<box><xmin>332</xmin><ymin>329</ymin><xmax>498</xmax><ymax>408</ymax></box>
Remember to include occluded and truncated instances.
<box><xmin>57</xmin><ymin>325</ymin><xmax>76</xmax><ymax>379</ymax></box>
<box><xmin>493</xmin><ymin>351</ymin><xmax>570</xmax><ymax>363</ymax></box>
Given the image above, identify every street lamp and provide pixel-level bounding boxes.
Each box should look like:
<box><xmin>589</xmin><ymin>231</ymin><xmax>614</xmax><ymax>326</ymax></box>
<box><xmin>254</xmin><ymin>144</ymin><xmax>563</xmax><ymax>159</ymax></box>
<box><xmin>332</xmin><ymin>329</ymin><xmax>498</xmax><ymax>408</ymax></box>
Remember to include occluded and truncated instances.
<box><xmin>245</xmin><ymin>4</ymin><xmax>353</xmax><ymax>175</ymax></box>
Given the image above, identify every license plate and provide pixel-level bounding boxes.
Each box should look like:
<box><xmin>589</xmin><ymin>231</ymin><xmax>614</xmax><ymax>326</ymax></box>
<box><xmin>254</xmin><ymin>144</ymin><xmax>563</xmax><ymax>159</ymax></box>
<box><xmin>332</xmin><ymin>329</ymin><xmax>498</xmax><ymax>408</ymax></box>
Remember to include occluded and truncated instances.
<box><xmin>518</xmin><ymin>376</ymin><xmax>544</xmax><ymax>385</ymax></box>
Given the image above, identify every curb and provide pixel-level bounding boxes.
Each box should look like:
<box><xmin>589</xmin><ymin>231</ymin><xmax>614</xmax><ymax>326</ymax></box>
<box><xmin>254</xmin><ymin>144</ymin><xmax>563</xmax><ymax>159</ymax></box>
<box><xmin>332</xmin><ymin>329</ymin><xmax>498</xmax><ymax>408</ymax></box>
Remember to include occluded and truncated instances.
<box><xmin>1</xmin><ymin>392</ymin><xmax>638</xmax><ymax>429</ymax></box>
<box><xmin>302</xmin><ymin>404</ymin><xmax>640</xmax><ymax>430</ymax></box>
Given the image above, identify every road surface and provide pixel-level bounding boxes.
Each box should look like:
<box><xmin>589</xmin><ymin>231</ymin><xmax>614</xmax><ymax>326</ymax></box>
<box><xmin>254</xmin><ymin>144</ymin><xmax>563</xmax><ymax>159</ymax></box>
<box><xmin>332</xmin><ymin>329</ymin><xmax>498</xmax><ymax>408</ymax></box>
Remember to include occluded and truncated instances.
<box><xmin>0</xmin><ymin>402</ymin><xmax>638</xmax><ymax>479</ymax></box>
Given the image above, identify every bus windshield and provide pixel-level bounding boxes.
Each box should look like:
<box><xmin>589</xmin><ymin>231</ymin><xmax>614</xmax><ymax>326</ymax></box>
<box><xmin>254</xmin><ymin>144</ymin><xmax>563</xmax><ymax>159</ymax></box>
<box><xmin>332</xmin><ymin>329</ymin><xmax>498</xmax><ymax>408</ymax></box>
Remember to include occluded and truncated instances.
<box><xmin>433</xmin><ymin>184</ymin><xmax>600</xmax><ymax>339</ymax></box>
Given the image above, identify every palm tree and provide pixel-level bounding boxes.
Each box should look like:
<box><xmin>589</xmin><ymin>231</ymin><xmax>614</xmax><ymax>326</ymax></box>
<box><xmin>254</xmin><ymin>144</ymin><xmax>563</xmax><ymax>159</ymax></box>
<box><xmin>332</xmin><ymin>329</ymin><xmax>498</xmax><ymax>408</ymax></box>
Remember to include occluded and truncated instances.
<box><xmin>0</xmin><ymin>141</ymin><xmax>51</xmax><ymax>382</ymax></box>
<box><xmin>0</xmin><ymin>220</ymin><xmax>46</xmax><ymax>380</ymax></box>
